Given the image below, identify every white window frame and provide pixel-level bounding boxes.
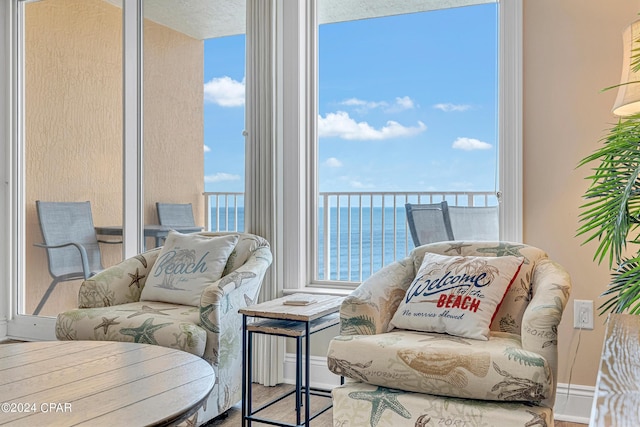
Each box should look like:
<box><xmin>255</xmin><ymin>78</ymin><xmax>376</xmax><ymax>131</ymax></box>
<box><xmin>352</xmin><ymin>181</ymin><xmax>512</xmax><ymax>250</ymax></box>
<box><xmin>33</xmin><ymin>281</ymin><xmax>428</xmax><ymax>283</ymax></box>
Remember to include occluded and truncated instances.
<box><xmin>280</xmin><ymin>0</ymin><xmax>522</xmax><ymax>293</ymax></box>
<box><xmin>1</xmin><ymin>0</ymin><xmax>144</xmax><ymax>341</ymax></box>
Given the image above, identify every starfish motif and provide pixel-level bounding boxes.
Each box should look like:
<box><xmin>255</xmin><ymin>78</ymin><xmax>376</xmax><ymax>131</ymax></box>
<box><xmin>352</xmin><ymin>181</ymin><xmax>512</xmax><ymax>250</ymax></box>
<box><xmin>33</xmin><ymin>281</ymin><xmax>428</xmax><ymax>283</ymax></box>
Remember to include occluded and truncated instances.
<box><xmin>524</xmin><ymin>410</ymin><xmax>547</xmax><ymax>427</ymax></box>
<box><xmin>94</xmin><ymin>316</ymin><xmax>120</xmax><ymax>334</ymax></box>
<box><xmin>348</xmin><ymin>387</ymin><xmax>411</xmax><ymax>426</ymax></box>
<box><xmin>128</xmin><ymin>268</ymin><xmax>146</xmax><ymax>288</ymax></box>
<box><xmin>444</xmin><ymin>242</ymin><xmax>472</xmax><ymax>255</ymax></box>
<box><xmin>218</xmin><ymin>271</ymin><xmax>257</xmax><ymax>289</ymax></box>
<box><xmin>119</xmin><ymin>318</ymin><xmax>172</xmax><ymax>345</ymax></box>
<box><xmin>200</xmin><ymin>304</ymin><xmax>220</xmax><ymax>333</ymax></box>
<box><xmin>477</xmin><ymin>243</ymin><xmax>529</xmax><ymax>263</ymax></box>
<box><xmin>118</xmin><ymin>305</ymin><xmax>179</xmax><ymax>318</ymax></box>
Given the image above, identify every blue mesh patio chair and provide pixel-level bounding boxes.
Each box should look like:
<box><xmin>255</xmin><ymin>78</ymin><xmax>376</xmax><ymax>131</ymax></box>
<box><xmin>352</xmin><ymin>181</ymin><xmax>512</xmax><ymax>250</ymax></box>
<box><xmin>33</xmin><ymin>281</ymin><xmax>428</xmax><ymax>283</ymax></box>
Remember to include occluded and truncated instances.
<box><xmin>405</xmin><ymin>201</ymin><xmax>454</xmax><ymax>247</ymax></box>
<box><xmin>156</xmin><ymin>202</ymin><xmax>196</xmax><ymax>227</ymax></box>
<box><xmin>34</xmin><ymin>201</ymin><xmax>120</xmax><ymax>315</ymax></box>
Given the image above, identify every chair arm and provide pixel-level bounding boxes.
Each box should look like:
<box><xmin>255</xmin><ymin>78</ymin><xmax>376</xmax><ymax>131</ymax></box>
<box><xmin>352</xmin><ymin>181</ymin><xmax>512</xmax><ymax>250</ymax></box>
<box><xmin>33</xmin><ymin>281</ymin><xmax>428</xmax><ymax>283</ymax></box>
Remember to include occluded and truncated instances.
<box><xmin>521</xmin><ymin>258</ymin><xmax>572</xmax><ymax>406</ymax></box>
<box><xmin>340</xmin><ymin>257</ymin><xmax>415</xmax><ymax>335</ymax></box>
<box><xmin>199</xmin><ymin>246</ymin><xmax>273</xmax><ymax>365</ymax></box>
<box><xmin>77</xmin><ymin>247</ymin><xmax>162</xmax><ymax>308</ymax></box>
<box><xmin>97</xmin><ymin>238</ymin><xmax>123</xmax><ymax>245</ymax></box>
<box><xmin>35</xmin><ymin>241</ymin><xmax>92</xmax><ymax>279</ymax></box>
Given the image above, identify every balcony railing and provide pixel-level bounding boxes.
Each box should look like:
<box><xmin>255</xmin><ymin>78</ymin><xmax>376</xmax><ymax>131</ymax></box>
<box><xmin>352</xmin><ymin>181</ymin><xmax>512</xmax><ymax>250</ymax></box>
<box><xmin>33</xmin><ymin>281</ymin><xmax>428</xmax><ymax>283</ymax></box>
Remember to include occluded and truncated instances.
<box><xmin>204</xmin><ymin>191</ymin><xmax>498</xmax><ymax>284</ymax></box>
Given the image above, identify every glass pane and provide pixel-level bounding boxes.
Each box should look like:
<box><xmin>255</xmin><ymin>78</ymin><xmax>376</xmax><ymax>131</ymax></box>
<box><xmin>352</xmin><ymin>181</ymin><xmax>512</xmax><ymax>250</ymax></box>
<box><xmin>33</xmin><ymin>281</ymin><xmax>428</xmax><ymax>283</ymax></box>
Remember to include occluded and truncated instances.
<box><xmin>203</xmin><ymin>34</ymin><xmax>246</xmax><ymax>232</ymax></box>
<box><xmin>143</xmin><ymin>1</ymin><xmax>246</xmax><ymax>242</ymax></box>
<box><xmin>317</xmin><ymin>3</ymin><xmax>499</xmax><ymax>282</ymax></box>
<box><xmin>23</xmin><ymin>0</ymin><xmax>123</xmax><ymax>316</ymax></box>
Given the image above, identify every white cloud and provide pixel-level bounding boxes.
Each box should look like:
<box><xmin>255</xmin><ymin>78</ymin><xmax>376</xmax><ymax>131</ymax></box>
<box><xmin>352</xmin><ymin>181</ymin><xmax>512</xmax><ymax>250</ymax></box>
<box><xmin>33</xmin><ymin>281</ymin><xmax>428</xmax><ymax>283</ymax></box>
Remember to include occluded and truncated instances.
<box><xmin>341</xmin><ymin>98</ymin><xmax>388</xmax><ymax>110</ymax></box>
<box><xmin>387</xmin><ymin>96</ymin><xmax>415</xmax><ymax>112</ymax></box>
<box><xmin>325</xmin><ymin>157</ymin><xmax>343</xmax><ymax>167</ymax></box>
<box><xmin>203</xmin><ymin>145</ymin><xmax>211</xmax><ymax>153</ymax></box>
<box><xmin>204</xmin><ymin>76</ymin><xmax>245</xmax><ymax>107</ymax></box>
<box><xmin>341</xmin><ymin>96</ymin><xmax>416</xmax><ymax>113</ymax></box>
<box><xmin>452</xmin><ymin>137</ymin><xmax>492</xmax><ymax>151</ymax></box>
<box><xmin>318</xmin><ymin>111</ymin><xmax>426</xmax><ymax>141</ymax></box>
<box><xmin>433</xmin><ymin>103</ymin><xmax>472</xmax><ymax>112</ymax></box>
<box><xmin>204</xmin><ymin>172</ymin><xmax>241</xmax><ymax>183</ymax></box>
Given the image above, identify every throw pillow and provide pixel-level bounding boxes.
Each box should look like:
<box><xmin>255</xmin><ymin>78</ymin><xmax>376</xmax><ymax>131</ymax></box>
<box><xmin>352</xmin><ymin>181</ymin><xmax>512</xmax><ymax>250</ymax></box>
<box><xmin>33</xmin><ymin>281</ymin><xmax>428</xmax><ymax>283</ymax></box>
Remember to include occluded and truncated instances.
<box><xmin>140</xmin><ymin>231</ymin><xmax>239</xmax><ymax>306</ymax></box>
<box><xmin>389</xmin><ymin>252</ymin><xmax>524</xmax><ymax>340</ymax></box>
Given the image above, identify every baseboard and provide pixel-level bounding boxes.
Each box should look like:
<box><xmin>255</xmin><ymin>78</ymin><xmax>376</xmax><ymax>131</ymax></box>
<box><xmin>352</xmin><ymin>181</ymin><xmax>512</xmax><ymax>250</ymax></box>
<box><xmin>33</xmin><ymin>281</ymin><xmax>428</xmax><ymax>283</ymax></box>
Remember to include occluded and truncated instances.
<box><xmin>283</xmin><ymin>353</ymin><xmax>594</xmax><ymax>423</ymax></box>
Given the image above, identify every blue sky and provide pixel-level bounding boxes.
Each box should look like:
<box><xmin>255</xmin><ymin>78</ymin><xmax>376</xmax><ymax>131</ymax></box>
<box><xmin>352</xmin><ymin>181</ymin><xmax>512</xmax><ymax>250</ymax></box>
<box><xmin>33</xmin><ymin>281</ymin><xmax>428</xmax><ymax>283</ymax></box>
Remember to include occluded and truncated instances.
<box><xmin>202</xmin><ymin>4</ymin><xmax>497</xmax><ymax>194</ymax></box>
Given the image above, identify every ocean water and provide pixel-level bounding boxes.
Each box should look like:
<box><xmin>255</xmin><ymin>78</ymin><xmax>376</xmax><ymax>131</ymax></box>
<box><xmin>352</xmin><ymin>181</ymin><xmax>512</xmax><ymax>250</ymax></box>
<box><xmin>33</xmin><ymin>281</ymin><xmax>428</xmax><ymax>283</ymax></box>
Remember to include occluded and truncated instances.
<box><xmin>211</xmin><ymin>206</ymin><xmax>413</xmax><ymax>282</ymax></box>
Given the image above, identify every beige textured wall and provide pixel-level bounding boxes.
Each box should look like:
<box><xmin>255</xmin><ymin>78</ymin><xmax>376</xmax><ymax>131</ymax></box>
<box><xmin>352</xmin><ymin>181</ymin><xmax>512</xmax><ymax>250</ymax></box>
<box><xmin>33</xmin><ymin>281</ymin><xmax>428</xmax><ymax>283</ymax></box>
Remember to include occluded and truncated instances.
<box><xmin>524</xmin><ymin>0</ymin><xmax>640</xmax><ymax>386</ymax></box>
<box><xmin>24</xmin><ymin>0</ymin><xmax>203</xmax><ymax>316</ymax></box>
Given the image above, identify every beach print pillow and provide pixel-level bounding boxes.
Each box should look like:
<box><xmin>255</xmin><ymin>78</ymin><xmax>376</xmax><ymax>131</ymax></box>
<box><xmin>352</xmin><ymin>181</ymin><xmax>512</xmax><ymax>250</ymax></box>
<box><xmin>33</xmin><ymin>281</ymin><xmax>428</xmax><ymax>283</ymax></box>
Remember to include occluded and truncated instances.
<box><xmin>141</xmin><ymin>231</ymin><xmax>238</xmax><ymax>306</ymax></box>
<box><xmin>390</xmin><ymin>252</ymin><xmax>524</xmax><ymax>340</ymax></box>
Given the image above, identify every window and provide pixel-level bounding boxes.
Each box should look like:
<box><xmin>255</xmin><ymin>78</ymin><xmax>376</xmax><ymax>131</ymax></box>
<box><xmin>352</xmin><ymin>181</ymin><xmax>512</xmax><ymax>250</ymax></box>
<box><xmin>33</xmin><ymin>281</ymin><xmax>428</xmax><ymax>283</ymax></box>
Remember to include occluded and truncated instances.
<box><xmin>316</xmin><ymin>3</ymin><xmax>499</xmax><ymax>283</ymax></box>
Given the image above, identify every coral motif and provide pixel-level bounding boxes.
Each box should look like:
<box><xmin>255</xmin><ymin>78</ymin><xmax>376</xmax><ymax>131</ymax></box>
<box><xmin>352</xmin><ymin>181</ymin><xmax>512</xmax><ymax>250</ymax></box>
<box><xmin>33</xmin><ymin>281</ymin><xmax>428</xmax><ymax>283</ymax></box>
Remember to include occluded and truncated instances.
<box><xmin>397</xmin><ymin>349</ymin><xmax>490</xmax><ymax>388</ymax></box>
<box><xmin>542</xmin><ymin>325</ymin><xmax>558</xmax><ymax>349</ymax></box>
<box><xmin>340</xmin><ymin>314</ymin><xmax>376</xmax><ymax>336</ymax></box>
<box><xmin>514</xmin><ymin>270</ymin><xmax>532</xmax><ymax>303</ymax></box>
<box><xmin>347</xmin><ymin>386</ymin><xmax>411</xmax><ymax>427</ymax></box>
<box><xmin>491</xmin><ymin>362</ymin><xmax>545</xmax><ymax>402</ymax></box>
<box><xmin>498</xmin><ymin>314</ymin><xmax>519</xmax><ymax>334</ymax></box>
<box><xmin>327</xmin><ymin>355</ymin><xmax>372</xmax><ymax>382</ymax></box>
<box><xmin>504</xmin><ymin>347</ymin><xmax>545</xmax><ymax>367</ymax></box>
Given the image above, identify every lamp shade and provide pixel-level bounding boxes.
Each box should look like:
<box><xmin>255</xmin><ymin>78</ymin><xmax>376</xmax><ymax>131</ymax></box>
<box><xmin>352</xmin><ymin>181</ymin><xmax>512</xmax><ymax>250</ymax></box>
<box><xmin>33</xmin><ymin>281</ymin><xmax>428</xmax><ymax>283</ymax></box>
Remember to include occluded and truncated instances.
<box><xmin>613</xmin><ymin>20</ymin><xmax>640</xmax><ymax>116</ymax></box>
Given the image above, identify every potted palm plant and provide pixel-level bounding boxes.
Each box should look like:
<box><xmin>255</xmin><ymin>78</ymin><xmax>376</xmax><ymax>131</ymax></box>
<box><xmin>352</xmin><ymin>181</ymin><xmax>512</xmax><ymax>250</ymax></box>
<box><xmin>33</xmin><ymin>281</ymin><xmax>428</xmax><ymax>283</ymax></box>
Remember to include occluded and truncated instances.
<box><xmin>578</xmin><ymin>20</ymin><xmax>640</xmax><ymax>315</ymax></box>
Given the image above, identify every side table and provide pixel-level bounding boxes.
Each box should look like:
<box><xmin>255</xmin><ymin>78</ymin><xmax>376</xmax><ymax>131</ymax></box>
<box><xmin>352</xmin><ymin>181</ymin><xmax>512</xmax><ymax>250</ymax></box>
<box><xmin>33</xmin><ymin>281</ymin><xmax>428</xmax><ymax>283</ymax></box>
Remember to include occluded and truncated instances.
<box><xmin>239</xmin><ymin>294</ymin><xmax>344</xmax><ymax>427</ymax></box>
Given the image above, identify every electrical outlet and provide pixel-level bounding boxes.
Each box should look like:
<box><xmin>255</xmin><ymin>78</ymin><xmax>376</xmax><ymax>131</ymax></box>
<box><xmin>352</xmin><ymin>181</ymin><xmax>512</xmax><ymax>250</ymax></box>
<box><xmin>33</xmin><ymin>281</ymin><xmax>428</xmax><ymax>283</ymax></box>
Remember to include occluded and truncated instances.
<box><xmin>573</xmin><ymin>299</ymin><xmax>594</xmax><ymax>330</ymax></box>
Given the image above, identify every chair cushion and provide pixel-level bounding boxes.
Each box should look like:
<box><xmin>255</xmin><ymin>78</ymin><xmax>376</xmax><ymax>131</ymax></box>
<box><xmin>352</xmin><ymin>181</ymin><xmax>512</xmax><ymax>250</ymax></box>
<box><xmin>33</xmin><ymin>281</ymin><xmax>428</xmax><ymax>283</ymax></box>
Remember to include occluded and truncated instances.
<box><xmin>332</xmin><ymin>382</ymin><xmax>554</xmax><ymax>427</ymax></box>
<box><xmin>327</xmin><ymin>329</ymin><xmax>553</xmax><ymax>402</ymax></box>
<box><xmin>140</xmin><ymin>232</ymin><xmax>238</xmax><ymax>306</ymax></box>
<box><xmin>55</xmin><ymin>301</ymin><xmax>207</xmax><ymax>357</ymax></box>
<box><xmin>390</xmin><ymin>253</ymin><xmax>524</xmax><ymax>340</ymax></box>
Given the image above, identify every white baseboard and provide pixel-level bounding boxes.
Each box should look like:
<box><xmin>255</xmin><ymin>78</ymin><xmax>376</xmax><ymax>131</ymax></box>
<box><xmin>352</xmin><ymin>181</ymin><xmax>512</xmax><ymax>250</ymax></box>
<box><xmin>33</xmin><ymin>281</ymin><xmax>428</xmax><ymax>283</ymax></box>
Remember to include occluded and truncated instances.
<box><xmin>283</xmin><ymin>353</ymin><xmax>594</xmax><ymax>423</ymax></box>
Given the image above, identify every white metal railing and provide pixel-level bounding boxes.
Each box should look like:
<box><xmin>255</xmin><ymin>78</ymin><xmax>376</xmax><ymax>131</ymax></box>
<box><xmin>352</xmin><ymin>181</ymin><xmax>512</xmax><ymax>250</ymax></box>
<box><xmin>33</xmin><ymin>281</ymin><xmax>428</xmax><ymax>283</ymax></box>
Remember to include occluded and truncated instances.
<box><xmin>204</xmin><ymin>191</ymin><xmax>498</xmax><ymax>283</ymax></box>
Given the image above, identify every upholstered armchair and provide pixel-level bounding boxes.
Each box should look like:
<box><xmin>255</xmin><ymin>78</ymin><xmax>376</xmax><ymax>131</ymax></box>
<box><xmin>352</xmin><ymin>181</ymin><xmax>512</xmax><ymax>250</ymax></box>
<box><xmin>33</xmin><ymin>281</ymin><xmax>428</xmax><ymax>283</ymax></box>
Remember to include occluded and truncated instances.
<box><xmin>55</xmin><ymin>232</ymin><xmax>272</xmax><ymax>425</ymax></box>
<box><xmin>327</xmin><ymin>241</ymin><xmax>571</xmax><ymax>427</ymax></box>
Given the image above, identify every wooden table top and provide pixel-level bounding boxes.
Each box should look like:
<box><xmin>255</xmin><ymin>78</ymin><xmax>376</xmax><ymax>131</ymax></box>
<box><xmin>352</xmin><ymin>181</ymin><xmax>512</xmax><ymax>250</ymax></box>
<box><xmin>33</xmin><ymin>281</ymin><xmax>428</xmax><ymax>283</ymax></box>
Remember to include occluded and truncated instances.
<box><xmin>239</xmin><ymin>294</ymin><xmax>344</xmax><ymax>322</ymax></box>
<box><xmin>590</xmin><ymin>313</ymin><xmax>640</xmax><ymax>426</ymax></box>
<box><xmin>0</xmin><ymin>341</ymin><xmax>215</xmax><ymax>426</ymax></box>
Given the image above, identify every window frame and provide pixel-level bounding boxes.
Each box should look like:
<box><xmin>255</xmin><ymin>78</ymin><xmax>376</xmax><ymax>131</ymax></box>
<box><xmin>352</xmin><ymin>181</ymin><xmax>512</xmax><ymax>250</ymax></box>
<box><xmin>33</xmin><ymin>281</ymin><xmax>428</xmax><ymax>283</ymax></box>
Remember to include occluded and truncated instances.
<box><xmin>280</xmin><ymin>0</ymin><xmax>522</xmax><ymax>293</ymax></box>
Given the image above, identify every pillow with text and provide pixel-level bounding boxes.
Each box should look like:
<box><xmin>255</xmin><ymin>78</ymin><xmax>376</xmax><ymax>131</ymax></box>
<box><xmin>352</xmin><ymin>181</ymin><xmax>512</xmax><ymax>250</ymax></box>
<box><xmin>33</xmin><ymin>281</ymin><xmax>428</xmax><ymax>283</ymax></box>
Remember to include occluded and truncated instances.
<box><xmin>389</xmin><ymin>252</ymin><xmax>524</xmax><ymax>340</ymax></box>
<box><xmin>140</xmin><ymin>231</ymin><xmax>238</xmax><ymax>306</ymax></box>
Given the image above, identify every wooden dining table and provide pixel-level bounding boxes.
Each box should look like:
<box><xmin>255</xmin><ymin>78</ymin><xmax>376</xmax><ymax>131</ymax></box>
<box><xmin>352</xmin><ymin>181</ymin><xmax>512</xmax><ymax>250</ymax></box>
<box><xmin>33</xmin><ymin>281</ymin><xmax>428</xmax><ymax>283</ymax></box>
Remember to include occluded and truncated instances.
<box><xmin>0</xmin><ymin>341</ymin><xmax>215</xmax><ymax>426</ymax></box>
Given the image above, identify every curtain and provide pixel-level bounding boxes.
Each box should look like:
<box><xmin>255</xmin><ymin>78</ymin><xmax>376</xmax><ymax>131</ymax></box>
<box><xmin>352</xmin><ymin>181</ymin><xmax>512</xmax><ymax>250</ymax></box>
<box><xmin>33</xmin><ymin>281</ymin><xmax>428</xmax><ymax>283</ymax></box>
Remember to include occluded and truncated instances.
<box><xmin>244</xmin><ymin>0</ymin><xmax>284</xmax><ymax>387</ymax></box>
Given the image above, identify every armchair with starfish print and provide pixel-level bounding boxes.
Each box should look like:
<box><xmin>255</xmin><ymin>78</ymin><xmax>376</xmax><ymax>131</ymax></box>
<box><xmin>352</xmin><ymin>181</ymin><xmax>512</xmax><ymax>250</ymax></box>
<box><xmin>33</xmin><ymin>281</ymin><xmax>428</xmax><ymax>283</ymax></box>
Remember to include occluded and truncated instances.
<box><xmin>327</xmin><ymin>241</ymin><xmax>571</xmax><ymax>427</ymax></box>
<box><xmin>55</xmin><ymin>232</ymin><xmax>272</xmax><ymax>425</ymax></box>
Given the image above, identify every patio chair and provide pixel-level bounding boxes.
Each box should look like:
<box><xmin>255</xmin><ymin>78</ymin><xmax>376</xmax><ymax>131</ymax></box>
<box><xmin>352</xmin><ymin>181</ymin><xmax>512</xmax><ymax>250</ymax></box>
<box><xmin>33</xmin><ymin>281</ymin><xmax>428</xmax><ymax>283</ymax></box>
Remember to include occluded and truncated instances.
<box><xmin>156</xmin><ymin>202</ymin><xmax>196</xmax><ymax>227</ymax></box>
<box><xmin>405</xmin><ymin>201</ymin><xmax>454</xmax><ymax>247</ymax></box>
<box><xmin>449</xmin><ymin>204</ymin><xmax>500</xmax><ymax>241</ymax></box>
<box><xmin>33</xmin><ymin>201</ymin><xmax>120</xmax><ymax>315</ymax></box>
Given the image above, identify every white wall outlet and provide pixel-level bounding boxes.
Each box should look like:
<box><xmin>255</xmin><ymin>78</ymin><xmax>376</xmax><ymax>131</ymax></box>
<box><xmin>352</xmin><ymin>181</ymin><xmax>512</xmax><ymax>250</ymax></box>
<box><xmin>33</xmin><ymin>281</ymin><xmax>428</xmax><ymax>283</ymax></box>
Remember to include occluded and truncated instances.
<box><xmin>573</xmin><ymin>299</ymin><xmax>594</xmax><ymax>330</ymax></box>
